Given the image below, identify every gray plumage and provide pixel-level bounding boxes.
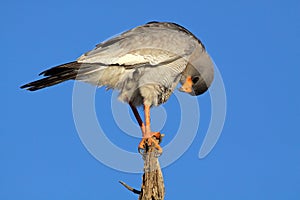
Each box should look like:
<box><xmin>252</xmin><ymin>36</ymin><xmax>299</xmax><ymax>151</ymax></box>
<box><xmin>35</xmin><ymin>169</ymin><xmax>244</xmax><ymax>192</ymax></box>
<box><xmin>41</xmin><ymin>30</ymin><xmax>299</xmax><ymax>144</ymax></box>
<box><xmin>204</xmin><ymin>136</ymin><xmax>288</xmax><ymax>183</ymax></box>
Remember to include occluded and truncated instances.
<box><xmin>21</xmin><ymin>22</ymin><xmax>214</xmax><ymax>107</ymax></box>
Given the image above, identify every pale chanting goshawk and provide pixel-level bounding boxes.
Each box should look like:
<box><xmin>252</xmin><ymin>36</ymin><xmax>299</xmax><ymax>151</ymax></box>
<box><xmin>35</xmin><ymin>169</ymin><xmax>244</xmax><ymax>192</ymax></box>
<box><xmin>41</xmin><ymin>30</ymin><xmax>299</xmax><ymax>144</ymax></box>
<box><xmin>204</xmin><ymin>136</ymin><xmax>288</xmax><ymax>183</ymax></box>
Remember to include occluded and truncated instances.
<box><xmin>21</xmin><ymin>21</ymin><xmax>214</xmax><ymax>154</ymax></box>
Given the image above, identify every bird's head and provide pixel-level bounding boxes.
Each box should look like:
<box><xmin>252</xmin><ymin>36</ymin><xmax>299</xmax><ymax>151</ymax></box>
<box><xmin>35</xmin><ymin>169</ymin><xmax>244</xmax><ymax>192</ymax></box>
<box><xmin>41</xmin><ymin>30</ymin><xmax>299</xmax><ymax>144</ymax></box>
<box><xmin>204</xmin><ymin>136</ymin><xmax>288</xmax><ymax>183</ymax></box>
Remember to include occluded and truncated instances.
<box><xmin>179</xmin><ymin>46</ymin><xmax>214</xmax><ymax>96</ymax></box>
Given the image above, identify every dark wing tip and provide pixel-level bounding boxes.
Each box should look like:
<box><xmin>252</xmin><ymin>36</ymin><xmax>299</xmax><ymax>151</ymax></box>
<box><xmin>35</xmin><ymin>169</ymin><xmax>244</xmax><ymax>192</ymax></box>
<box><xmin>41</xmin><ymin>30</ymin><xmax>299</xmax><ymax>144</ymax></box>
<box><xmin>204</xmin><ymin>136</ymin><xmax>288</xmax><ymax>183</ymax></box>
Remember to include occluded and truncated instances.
<box><xmin>20</xmin><ymin>82</ymin><xmax>32</xmax><ymax>90</ymax></box>
<box><xmin>20</xmin><ymin>82</ymin><xmax>43</xmax><ymax>91</ymax></box>
<box><xmin>20</xmin><ymin>61</ymin><xmax>81</xmax><ymax>91</ymax></box>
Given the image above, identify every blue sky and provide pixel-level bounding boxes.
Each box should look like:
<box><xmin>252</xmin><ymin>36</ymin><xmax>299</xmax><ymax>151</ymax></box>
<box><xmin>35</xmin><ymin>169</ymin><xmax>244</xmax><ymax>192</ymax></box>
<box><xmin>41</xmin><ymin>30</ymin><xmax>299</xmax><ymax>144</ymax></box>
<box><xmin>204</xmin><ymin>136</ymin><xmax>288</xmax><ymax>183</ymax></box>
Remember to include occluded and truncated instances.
<box><xmin>1</xmin><ymin>0</ymin><xmax>300</xmax><ymax>199</ymax></box>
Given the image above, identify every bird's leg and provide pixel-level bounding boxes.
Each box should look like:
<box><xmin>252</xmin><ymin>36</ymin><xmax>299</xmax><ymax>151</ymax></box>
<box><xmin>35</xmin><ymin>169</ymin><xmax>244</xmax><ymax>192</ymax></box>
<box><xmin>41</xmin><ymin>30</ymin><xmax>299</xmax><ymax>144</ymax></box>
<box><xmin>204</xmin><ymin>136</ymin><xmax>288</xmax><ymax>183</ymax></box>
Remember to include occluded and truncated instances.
<box><xmin>129</xmin><ymin>102</ymin><xmax>162</xmax><ymax>154</ymax></box>
<box><xmin>139</xmin><ymin>104</ymin><xmax>162</xmax><ymax>154</ymax></box>
<box><xmin>129</xmin><ymin>102</ymin><xmax>146</xmax><ymax>135</ymax></box>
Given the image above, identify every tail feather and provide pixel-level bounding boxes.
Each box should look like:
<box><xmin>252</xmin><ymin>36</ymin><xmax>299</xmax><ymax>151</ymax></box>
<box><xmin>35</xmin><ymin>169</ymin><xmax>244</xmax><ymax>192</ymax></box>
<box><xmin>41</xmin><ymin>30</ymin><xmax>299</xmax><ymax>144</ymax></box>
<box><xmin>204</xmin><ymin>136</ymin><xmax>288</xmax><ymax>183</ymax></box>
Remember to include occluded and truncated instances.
<box><xmin>20</xmin><ymin>61</ymin><xmax>104</xmax><ymax>91</ymax></box>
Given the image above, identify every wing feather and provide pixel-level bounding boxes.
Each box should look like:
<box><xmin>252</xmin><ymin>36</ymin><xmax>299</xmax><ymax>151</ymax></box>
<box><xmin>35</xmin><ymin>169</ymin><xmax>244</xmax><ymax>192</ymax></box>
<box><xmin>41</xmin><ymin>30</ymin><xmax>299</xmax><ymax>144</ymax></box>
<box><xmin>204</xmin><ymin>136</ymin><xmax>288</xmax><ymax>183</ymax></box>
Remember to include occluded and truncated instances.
<box><xmin>77</xmin><ymin>22</ymin><xmax>203</xmax><ymax>68</ymax></box>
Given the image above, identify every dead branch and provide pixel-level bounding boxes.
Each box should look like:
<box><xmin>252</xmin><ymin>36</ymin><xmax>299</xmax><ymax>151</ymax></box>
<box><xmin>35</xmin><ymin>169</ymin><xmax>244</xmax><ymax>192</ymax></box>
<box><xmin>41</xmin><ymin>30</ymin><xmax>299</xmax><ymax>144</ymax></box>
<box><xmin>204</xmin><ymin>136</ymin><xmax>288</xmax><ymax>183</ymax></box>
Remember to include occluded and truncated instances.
<box><xmin>120</xmin><ymin>136</ymin><xmax>165</xmax><ymax>200</ymax></box>
<box><xmin>119</xmin><ymin>181</ymin><xmax>141</xmax><ymax>194</ymax></box>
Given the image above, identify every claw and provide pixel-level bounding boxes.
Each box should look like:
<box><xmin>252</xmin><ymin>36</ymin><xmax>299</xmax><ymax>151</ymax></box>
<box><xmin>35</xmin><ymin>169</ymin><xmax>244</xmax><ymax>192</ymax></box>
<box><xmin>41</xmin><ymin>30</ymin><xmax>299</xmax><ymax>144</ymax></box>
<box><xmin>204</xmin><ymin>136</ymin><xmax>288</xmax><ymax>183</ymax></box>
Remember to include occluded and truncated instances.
<box><xmin>138</xmin><ymin>138</ymin><xmax>147</xmax><ymax>150</ymax></box>
<box><xmin>138</xmin><ymin>145</ymin><xmax>162</xmax><ymax>157</ymax></box>
<box><xmin>152</xmin><ymin>132</ymin><xmax>160</xmax><ymax>138</ymax></box>
<box><xmin>138</xmin><ymin>146</ymin><xmax>146</xmax><ymax>155</ymax></box>
<box><xmin>138</xmin><ymin>135</ymin><xmax>163</xmax><ymax>156</ymax></box>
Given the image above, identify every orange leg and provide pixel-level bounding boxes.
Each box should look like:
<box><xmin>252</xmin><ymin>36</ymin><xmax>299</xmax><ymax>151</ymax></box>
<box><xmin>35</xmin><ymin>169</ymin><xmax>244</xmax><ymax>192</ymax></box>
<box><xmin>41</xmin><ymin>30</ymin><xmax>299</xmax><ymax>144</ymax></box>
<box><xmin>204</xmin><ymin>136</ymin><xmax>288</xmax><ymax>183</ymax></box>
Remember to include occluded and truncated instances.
<box><xmin>138</xmin><ymin>104</ymin><xmax>162</xmax><ymax>153</ymax></box>
<box><xmin>129</xmin><ymin>102</ymin><xmax>162</xmax><ymax>154</ymax></box>
<box><xmin>144</xmin><ymin>105</ymin><xmax>151</xmax><ymax>137</ymax></box>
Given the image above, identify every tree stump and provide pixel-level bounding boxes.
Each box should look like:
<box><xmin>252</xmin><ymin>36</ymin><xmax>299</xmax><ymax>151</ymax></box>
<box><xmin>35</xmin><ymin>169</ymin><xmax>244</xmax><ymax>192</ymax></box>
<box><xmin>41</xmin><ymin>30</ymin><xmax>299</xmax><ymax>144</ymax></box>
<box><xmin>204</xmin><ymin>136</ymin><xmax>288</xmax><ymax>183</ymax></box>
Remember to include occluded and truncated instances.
<box><xmin>120</xmin><ymin>136</ymin><xmax>165</xmax><ymax>200</ymax></box>
<box><xmin>139</xmin><ymin>141</ymin><xmax>165</xmax><ymax>200</ymax></box>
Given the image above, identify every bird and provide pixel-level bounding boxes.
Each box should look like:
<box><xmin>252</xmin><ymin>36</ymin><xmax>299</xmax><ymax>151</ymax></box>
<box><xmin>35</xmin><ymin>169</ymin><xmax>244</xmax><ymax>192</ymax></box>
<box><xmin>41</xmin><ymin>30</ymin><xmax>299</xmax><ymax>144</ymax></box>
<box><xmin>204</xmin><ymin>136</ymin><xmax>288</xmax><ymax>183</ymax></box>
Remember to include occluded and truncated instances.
<box><xmin>20</xmin><ymin>21</ymin><xmax>214</xmax><ymax>154</ymax></box>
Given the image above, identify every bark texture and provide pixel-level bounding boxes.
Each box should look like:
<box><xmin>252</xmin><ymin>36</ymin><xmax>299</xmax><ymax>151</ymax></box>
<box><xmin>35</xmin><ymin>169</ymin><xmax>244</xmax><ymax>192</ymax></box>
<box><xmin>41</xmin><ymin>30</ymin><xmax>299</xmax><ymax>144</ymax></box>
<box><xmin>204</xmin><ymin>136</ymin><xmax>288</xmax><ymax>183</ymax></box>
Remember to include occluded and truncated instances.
<box><xmin>120</xmin><ymin>137</ymin><xmax>165</xmax><ymax>200</ymax></box>
<box><xmin>138</xmin><ymin>143</ymin><xmax>165</xmax><ymax>200</ymax></box>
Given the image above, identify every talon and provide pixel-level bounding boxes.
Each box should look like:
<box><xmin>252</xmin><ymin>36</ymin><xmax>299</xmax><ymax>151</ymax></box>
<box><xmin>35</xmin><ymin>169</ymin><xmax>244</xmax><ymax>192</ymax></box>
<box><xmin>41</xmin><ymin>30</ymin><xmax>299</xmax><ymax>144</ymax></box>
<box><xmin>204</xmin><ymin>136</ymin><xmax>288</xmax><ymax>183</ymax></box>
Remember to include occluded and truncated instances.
<box><xmin>152</xmin><ymin>132</ymin><xmax>161</xmax><ymax>139</ymax></box>
<box><xmin>138</xmin><ymin>138</ymin><xmax>146</xmax><ymax>149</ymax></box>
<box><xmin>138</xmin><ymin>147</ymin><xmax>146</xmax><ymax>155</ymax></box>
<box><xmin>137</xmin><ymin>136</ymin><xmax>163</xmax><ymax>156</ymax></box>
<box><xmin>149</xmin><ymin>137</ymin><xmax>162</xmax><ymax>153</ymax></box>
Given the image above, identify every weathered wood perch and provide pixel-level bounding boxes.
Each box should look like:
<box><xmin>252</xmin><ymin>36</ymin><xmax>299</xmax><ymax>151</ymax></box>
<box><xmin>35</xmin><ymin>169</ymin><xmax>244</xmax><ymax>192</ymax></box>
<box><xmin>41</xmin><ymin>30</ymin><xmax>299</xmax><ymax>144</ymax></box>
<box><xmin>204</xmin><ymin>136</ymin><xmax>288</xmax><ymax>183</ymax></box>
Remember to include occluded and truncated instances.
<box><xmin>120</xmin><ymin>136</ymin><xmax>165</xmax><ymax>200</ymax></box>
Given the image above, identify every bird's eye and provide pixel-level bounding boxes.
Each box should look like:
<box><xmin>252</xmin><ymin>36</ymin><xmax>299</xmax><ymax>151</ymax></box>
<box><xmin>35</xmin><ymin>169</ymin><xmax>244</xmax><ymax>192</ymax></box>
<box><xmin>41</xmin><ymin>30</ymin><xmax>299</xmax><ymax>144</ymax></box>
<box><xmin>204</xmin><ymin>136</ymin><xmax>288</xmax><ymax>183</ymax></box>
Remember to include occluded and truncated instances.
<box><xmin>191</xmin><ymin>76</ymin><xmax>199</xmax><ymax>84</ymax></box>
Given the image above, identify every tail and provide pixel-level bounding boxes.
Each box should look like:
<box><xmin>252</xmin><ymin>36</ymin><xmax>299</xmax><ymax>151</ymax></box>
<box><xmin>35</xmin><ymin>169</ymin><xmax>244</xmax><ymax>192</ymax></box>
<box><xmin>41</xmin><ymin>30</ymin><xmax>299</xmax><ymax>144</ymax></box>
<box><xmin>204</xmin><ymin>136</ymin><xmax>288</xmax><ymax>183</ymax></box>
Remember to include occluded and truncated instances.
<box><xmin>20</xmin><ymin>61</ymin><xmax>104</xmax><ymax>91</ymax></box>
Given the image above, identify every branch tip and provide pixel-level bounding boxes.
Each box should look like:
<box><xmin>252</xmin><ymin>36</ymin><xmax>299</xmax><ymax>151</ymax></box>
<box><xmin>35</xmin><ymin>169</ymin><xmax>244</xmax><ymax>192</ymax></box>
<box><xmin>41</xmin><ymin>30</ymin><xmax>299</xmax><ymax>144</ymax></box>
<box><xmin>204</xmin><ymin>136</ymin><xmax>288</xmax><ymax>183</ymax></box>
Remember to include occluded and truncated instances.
<box><xmin>119</xmin><ymin>180</ymin><xmax>141</xmax><ymax>194</ymax></box>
